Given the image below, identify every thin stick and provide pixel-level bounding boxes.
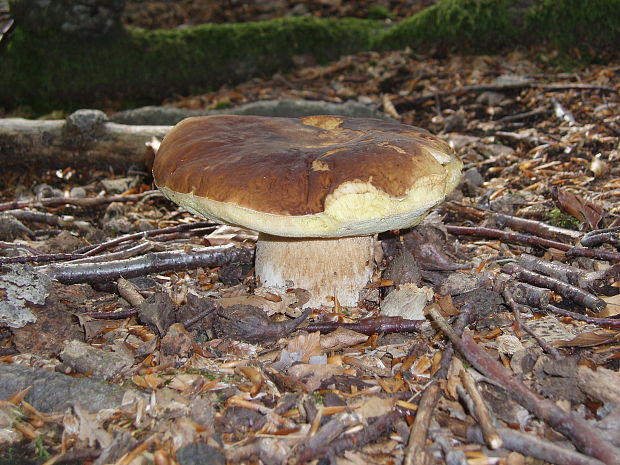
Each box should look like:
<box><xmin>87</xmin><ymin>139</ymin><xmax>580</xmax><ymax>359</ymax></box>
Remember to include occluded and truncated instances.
<box><xmin>459</xmin><ymin>368</ymin><xmax>502</xmax><ymax>449</ymax></box>
<box><xmin>403</xmin><ymin>382</ymin><xmax>441</xmax><ymax>465</ymax></box>
<box><xmin>467</xmin><ymin>426</ymin><xmax>607</xmax><ymax>465</ymax></box>
<box><xmin>502</xmin><ymin>262</ymin><xmax>606</xmax><ymax>312</ymax></box>
<box><xmin>0</xmin><ymin>191</ymin><xmax>160</xmax><ymax>213</ymax></box>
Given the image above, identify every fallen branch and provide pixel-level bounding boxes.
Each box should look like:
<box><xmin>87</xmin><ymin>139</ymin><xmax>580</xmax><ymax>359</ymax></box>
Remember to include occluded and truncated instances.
<box><xmin>427</xmin><ymin>306</ymin><xmax>620</xmax><ymax>465</ymax></box>
<box><xmin>459</xmin><ymin>369</ymin><xmax>502</xmax><ymax>449</ymax></box>
<box><xmin>503</xmin><ymin>287</ymin><xmax>562</xmax><ymax>357</ymax></box>
<box><xmin>403</xmin><ymin>382</ymin><xmax>441</xmax><ymax>465</ymax></box>
<box><xmin>502</xmin><ymin>262</ymin><xmax>606</xmax><ymax>312</ymax></box>
<box><xmin>446</xmin><ymin>225</ymin><xmax>620</xmax><ymax>262</ymax></box>
<box><xmin>467</xmin><ymin>426</ymin><xmax>606</xmax><ymax>465</ymax></box>
<box><xmin>303</xmin><ymin>316</ymin><xmax>422</xmax><ymax>335</ymax></box>
<box><xmin>543</xmin><ymin>304</ymin><xmax>620</xmax><ymax>327</ymax></box>
<box><xmin>494</xmin><ymin>213</ymin><xmax>582</xmax><ymax>242</ymax></box>
<box><xmin>0</xmin><ymin>112</ymin><xmax>169</xmax><ymax>172</ymax></box>
<box><xmin>39</xmin><ymin>245</ymin><xmax>254</xmax><ymax>284</ymax></box>
<box><xmin>74</xmin><ymin>220</ymin><xmax>216</xmax><ymax>256</ymax></box>
<box><xmin>0</xmin><ymin>191</ymin><xmax>160</xmax><ymax>213</ymax></box>
<box><xmin>295</xmin><ymin>411</ymin><xmax>400</xmax><ymax>464</ymax></box>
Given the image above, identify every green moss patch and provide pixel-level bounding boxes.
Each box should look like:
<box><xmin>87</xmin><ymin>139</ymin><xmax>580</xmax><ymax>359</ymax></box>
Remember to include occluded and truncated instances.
<box><xmin>1</xmin><ymin>0</ymin><xmax>619</xmax><ymax>113</ymax></box>
<box><xmin>377</xmin><ymin>0</ymin><xmax>517</xmax><ymax>52</ymax></box>
<box><xmin>525</xmin><ymin>0</ymin><xmax>620</xmax><ymax>53</ymax></box>
<box><xmin>1</xmin><ymin>17</ymin><xmax>383</xmax><ymax>113</ymax></box>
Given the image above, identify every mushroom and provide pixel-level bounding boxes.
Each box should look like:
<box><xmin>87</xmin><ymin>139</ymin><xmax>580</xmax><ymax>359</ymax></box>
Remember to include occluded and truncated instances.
<box><xmin>152</xmin><ymin>115</ymin><xmax>462</xmax><ymax>307</ymax></box>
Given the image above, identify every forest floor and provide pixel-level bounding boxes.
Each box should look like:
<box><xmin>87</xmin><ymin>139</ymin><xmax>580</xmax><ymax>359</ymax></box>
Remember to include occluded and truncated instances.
<box><xmin>1</xmin><ymin>3</ymin><xmax>620</xmax><ymax>465</ymax></box>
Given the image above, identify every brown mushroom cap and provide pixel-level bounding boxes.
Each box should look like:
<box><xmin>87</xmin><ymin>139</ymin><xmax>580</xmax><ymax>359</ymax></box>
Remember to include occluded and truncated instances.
<box><xmin>153</xmin><ymin>115</ymin><xmax>462</xmax><ymax>237</ymax></box>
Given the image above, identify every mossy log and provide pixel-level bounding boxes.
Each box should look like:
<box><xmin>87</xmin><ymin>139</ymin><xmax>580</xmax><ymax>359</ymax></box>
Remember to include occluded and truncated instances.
<box><xmin>0</xmin><ymin>110</ymin><xmax>169</xmax><ymax>172</ymax></box>
<box><xmin>1</xmin><ymin>0</ymin><xmax>618</xmax><ymax>113</ymax></box>
<box><xmin>0</xmin><ymin>16</ymin><xmax>384</xmax><ymax>113</ymax></box>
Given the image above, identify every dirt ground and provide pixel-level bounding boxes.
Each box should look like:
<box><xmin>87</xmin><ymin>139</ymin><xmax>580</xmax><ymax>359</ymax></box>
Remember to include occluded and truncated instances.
<box><xmin>0</xmin><ymin>3</ymin><xmax>619</xmax><ymax>465</ymax></box>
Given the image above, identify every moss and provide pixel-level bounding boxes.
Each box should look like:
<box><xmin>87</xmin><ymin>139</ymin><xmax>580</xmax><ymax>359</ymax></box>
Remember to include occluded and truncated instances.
<box><xmin>525</xmin><ymin>0</ymin><xmax>620</xmax><ymax>54</ymax></box>
<box><xmin>2</xmin><ymin>0</ymin><xmax>619</xmax><ymax>113</ymax></box>
<box><xmin>367</xmin><ymin>5</ymin><xmax>394</xmax><ymax>20</ymax></box>
<box><xmin>0</xmin><ymin>16</ymin><xmax>384</xmax><ymax>113</ymax></box>
<box><xmin>546</xmin><ymin>208</ymin><xmax>582</xmax><ymax>230</ymax></box>
<box><xmin>377</xmin><ymin>0</ymin><xmax>517</xmax><ymax>52</ymax></box>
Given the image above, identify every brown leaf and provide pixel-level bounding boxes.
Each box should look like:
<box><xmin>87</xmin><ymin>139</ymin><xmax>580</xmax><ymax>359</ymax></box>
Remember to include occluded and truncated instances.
<box><xmin>599</xmin><ymin>293</ymin><xmax>620</xmax><ymax>318</ymax></box>
<box><xmin>551</xmin><ymin>187</ymin><xmax>606</xmax><ymax>229</ymax></box>
<box><xmin>287</xmin><ymin>364</ymin><xmax>346</xmax><ymax>392</ymax></box>
<box><xmin>553</xmin><ymin>329</ymin><xmax>620</xmax><ymax>348</ymax></box>
<box><xmin>287</xmin><ymin>331</ymin><xmax>322</xmax><ymax>363</ymax></box>
<box><xmin>319</xmin><ymin>327</ymin><xmax>368</xmax><ymax>351</ymax></box>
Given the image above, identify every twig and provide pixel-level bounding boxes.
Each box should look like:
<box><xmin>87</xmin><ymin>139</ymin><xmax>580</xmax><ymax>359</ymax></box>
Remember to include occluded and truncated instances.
<box><xmin>0</xmin><ymin>191</ymin><xmax>160</xmax><ymax>212</ymax></box>
<box><xmin>403</xmin><ymin>382</ymin><xmax>441</xmax><ymax>465</ymax></box>
<box><xmin>503</xmin><ymin>287</ymin><xmax>562</xmax><ymax>358</ymax></box>
<box><xmin>74</xmin><ymin>221</ymin><xmax>216</xmax><ymax>256</ymax></box>
<box><xmin>433</xmin><ymin>308</ymin><xmax>472</xmax><ymax>381</ymax></box>
<box><xmin>517</xmin><ymin>253</ymin><xmax>606</xmax><ymax>289</ymax></box>
<box><xmin>459</xmin><ymin>369</ymin><xmax>502</xmax><ymax>449</ymax></box>
<box><xmin>117</xmin><ymin>277</ymin><xmax>146</xmax><ymax>307</ymax></box>
<box><xmin>295</xmin><ymin>411</ymin><xmax>399</xmax><ymax>463</ymax></box>
<box><xmin>397</xmin><ymin>82</ymin><xmax>617</xmax><ymax>110</ymax></box>
<box><xmin>446</xmin><ymin>225</ymin><xmax>620</xmax><ymax>262</ymax></box>
<box><xmin>0</xmin><ymin>251</ymin><xmax>89</xmax><ymax>264</ymax></box>
<box><xmin>81</xmin><ymin>309</ymin><xmax>139</xmax><ymax>320</ymax></box>
<box><xmin>494</xmin><ymin>213</ymin><xmax>582</xmax><ymax>242</ymax></box>
<box><xmin>4</xmin><ymin>209</ymin><xmax>93</xmax><ymax>233</ymax></box>
<box><xmin>427</xmin><ymin>306</ymin><xmax>620</xmax><ymax>465</ymax></box>
<box><xmin>446</xmin><ymin>225</ymin><xmax>572</xmax><ymax>251</ymax></box>
<box><xmin>495</xmin><ymin>107</ymin><xmax>552</xmax><ymax>124</ymax></box>
<box><xmin>539</xmin><ymin>83</ymin><xmax>618</xmax><ymax>93</ymax></box>
<box><xmin>62</xmin><ymin>241</ymin><xmax>157</xmax><ymax>265</ymax></box>
<box><xmin>580</xmin><ymin>228</ymin><xmax>620</xmax><ymax>248</ymax></box>
<box><xmin>502</xmin><ymin>262</ymin><xmax>606</xmax><ymax>312</ymax></box>
<box><xmin>543</xmin><ymin>304</ymin><xmax>620</xmax><ymax>327</ymax></box>
<box><xmin>303</xmin><ymin>316</ymin><xmax>422</xmax><ymax>335</ymax></box>
<box><xmin>40</xmin><ymin>245</ymin><xmax>254</xmax><ymax>284</ymax></box>
<box><xmin>429</xmin><ymin>428</ymin><xmax>468</xmax><ymax>465</ymax></box>
<box><xmin>467</xmin><ymin>426</ymin><xmax>607</xmax><ymax>465</ymax></box>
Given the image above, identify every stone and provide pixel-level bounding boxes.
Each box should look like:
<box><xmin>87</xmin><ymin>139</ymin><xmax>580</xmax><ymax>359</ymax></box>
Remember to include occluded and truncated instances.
<box><xmin>9</xmin><ymin>0</ymin><xmax>125</xmax><ymax>37</ymax></box>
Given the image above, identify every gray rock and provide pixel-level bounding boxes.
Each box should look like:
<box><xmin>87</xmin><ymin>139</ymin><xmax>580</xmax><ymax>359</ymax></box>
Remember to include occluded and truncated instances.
<box><xmin>177</xmin><ymin>443</ymin><xmax>225</xmax><ymax>465</ymax></box>
<box><xmin>0</xmin><ymin>264</ymin><xmax>51</xmax><ymax>328</ymax></box>
<box><xmin>111</xmin><ymin>99</ymin><xmax>389</xmax><ymax>125</ymax></box>
<box><xmin>60</xmin><ymin>339</ymin><xmax>134</xmax><ymax>380</ymax></box>
<box><xmin>0</xmin><ymin>363</ymin><xmax>125</xmax><ymax>413</ymax></box>
<box><xmin>9</xmin><ymin>0</ymin><xmax>124</xmax><ymax>37</ymax></box>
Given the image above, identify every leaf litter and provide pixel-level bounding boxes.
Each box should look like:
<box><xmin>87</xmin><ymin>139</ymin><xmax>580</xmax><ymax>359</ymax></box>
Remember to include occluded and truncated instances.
<box><xmin>1</xmin><ymin>34</ymin><xmax>620</xmax><ymax>465</ymax></box>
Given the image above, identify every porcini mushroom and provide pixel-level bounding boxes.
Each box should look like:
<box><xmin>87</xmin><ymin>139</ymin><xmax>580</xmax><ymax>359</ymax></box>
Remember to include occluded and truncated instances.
<box><xmin>153</xmin><ymin>115</ymin><xmax>461</xmax><ymax>307</ymax></box>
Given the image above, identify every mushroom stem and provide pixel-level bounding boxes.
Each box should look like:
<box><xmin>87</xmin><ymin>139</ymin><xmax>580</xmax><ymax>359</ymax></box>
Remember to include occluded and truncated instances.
<box><xmin>255</xmin><ymin>233</ymin><xmax>376</xmax><ymax>307</ymax></box>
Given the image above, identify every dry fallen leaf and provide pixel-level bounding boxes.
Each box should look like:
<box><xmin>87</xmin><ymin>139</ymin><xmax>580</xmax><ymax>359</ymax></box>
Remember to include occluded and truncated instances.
<box><xmin>286</xmin><ymin>331</ymin><xmax>322</xmax><ymax>363</ymax></box>
<box><xmin>554</xmin><ymin>329</ymin><xmax>620</xmax><ymax>348</ymax></box>
<box><xmin>599</xmin><ymin>293</ymin><xmax>620</xmax><ymax>318</ymax></box>
<box><xmin>551</xmin><ymin>186</ymin><xmax>606</xmax><ymax>229</ymax></box>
